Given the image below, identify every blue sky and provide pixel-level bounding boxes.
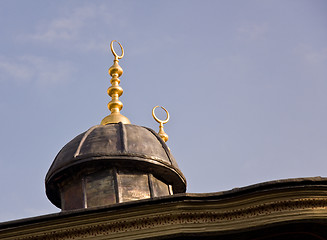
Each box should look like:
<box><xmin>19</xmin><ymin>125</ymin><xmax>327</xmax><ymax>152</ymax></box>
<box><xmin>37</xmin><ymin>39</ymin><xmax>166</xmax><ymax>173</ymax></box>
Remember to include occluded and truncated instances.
<box><xmin>0</xmin><ymin>0</ymin><xmax>326</xmax><ymax>222</ymax></box>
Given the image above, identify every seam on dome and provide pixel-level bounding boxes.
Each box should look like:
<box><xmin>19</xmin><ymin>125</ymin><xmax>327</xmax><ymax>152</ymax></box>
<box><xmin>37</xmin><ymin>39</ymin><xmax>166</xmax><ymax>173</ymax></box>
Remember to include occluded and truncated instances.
<box><xmin>119</xmin><ymin>122</ymin><xmax>128</xmax><ymax>153</ymax></box>
<box><xmin>74</xmin><ymin>125</ymin><xmax>100</xmax><ymax>158</ymax></box>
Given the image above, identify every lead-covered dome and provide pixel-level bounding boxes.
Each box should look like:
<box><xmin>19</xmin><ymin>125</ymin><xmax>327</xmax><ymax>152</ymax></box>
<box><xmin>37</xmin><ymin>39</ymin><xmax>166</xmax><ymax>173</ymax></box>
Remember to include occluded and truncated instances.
<box><xmin>45</xmin><ymin>123</ymin><xmax>186</xmax><ymax>210</ymax></box>
<box><xmin>45</xmin><ymin>41</ymin><xmax>186</xmax><ymax>211</ymax></box>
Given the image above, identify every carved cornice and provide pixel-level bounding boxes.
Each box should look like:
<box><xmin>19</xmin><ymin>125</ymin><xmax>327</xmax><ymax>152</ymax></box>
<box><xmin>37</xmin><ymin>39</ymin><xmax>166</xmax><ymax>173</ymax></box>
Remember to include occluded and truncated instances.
<box><xmin>1</xmin><ymin>184</ymin><xmax>327</xmax><ymax>240</ymax></box>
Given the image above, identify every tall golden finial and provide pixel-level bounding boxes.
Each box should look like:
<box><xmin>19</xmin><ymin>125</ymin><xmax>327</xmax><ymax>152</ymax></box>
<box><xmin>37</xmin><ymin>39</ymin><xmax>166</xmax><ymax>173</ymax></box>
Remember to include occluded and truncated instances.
<box><xmin>101</xmin><ymin>40</ymin><xmax>130</xmax><ymax>125</ymax></box>
<box><xmin>152</xmin><ymin>106</ymin><xmax>170</xmax><ymax>142</ymax></box>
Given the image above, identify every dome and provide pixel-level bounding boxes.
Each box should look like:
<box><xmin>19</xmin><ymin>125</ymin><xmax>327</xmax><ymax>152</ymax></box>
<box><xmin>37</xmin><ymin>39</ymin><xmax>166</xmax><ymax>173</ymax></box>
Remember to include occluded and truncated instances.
<box><xmin>45</xmin><ymin>41</ymin><xmax>186</xmax><ymax>211</ymax></box>
<box><xmin>45</xmin><ymin>122</ymin><xmax>186</xmax><ymax>210</ymax></box>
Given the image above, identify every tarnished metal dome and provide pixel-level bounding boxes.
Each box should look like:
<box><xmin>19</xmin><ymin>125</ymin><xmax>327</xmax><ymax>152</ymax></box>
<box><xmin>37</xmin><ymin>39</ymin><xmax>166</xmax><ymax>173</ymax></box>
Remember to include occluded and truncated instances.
<box><xmin>45</xmin><ymin>123</ymin><xmax>186</xmax><ymax>210</ymax></box>
<box><xmin>45</xmin><ymin>41</ymin><xmax>186</xmax><ymax>211</ymax></box>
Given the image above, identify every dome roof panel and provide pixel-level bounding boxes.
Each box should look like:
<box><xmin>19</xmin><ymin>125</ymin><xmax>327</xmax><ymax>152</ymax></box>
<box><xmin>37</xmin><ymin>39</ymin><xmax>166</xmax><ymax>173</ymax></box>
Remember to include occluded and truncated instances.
<box><xmin>78</xmin><ymin>124</ymin><xmax>121</xmax><ymax>156</ymax></box>
<box><xmin>46</xmin><ymin>123</ymin><xmax>186</xmax><ymax>188</ymax></box>
<box><xmin>124</xmin><ymin>124</ymin><xmax>171</xmax><ymax>165</ymax></box>
<box><xmin>47</xmin><ymin>132</ymin><xmax>84</xmax><ymax>179</ymax></box>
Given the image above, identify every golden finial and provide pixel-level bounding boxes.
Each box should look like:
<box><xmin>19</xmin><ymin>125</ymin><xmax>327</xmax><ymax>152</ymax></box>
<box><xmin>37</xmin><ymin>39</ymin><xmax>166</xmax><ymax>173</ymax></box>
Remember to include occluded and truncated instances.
<box><xmin>101</xmin><ymin>40</ymin><xmax>130</xmax><ymax>125</ymax></box>
<box><xmin>152</xmin><ymin>106</ymin><xmax>170</xmax><ymax>142</ymax></box>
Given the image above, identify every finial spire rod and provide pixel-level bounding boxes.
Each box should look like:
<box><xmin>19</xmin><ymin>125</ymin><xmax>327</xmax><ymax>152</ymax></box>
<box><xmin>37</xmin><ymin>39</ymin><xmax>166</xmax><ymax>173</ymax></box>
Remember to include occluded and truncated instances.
<box><xmin>152</xmin><ymin>106</ymin><xmax>170</xmax><ymax>142</ymax></box>
<box><xmin>101</xmin><ymin>40</ymin><xmax>130</xmax><ymax>125</ymax></box>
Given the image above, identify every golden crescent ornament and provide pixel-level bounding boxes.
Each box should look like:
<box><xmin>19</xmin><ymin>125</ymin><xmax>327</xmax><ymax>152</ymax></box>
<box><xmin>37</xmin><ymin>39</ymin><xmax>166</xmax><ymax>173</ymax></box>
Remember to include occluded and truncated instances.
<box><xmin>152</xmin><ymin>106</ymin><xmax>170</xmax><ymax>142</ymax></box>
<box><xmin>110</xmin><ymin>40</ymin><xmax>124</xmax><ymax>61</ymax></box>
<box><xmin>152</xmin><ymin>106</ymin><xmax>170</xmax><ymax>124</ymax></box>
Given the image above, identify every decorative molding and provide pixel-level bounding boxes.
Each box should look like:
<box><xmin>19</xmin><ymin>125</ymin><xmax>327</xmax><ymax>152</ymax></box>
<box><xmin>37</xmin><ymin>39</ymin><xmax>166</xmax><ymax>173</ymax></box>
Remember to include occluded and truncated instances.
<box><xmin>3</xmin><ymin>197</ymin><xmax>327</xmax><ymax>240</ymax></box>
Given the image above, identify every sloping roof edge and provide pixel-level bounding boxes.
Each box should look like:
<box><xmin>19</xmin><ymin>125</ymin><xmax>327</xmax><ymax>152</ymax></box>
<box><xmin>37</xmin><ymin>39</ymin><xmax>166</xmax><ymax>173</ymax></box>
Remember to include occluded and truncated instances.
<box><xmin>1</xmin><ymin>177</ymin><xmax>327</xmax><ymax>239</ymax></box>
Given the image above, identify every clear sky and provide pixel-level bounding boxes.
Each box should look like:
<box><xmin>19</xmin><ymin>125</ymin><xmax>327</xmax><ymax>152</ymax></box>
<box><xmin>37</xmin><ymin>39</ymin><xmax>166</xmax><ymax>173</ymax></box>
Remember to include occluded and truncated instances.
<box><xmin>0</xmin><ymin>0</ymin><xmax>326</xmax><ymax>222</ymax></box>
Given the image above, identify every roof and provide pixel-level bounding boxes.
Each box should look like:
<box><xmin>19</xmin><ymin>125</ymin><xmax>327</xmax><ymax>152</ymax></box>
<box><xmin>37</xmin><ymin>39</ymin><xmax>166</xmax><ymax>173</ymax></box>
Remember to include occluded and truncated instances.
<box><xmin>2</xmin><ymin>177</ymin><xmax>327</xmax><ymax>239</ymax></box>
<box><xmin>45</xmin><ymin>123</ymin><xmax>186</xmax><ymax>208</ymax></box>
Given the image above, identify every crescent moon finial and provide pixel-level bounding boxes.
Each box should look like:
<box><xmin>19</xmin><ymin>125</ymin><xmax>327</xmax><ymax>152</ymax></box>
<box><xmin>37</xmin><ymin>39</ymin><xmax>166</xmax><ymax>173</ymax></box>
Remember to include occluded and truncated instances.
<box><xmin>152</xmin><ymin>106</ymin><xmax>170</xmax><ymax>142</ymax></box>
<box><xmin>101</xmin><ymin>40</ymin><xmax>130</xmax><ymax>125</ymax></box>
<box><xmin>110</xmin><ymin>40</ymin><xmax>124</xmax><ymax>61</ymax></box>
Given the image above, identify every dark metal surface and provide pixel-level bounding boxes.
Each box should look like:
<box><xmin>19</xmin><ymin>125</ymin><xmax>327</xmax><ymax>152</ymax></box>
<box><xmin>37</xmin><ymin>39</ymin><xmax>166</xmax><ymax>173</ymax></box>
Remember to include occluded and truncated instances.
<box><xmin>85</xmin><ymin>169</ymin><xmax>116</xmax><ymax>208</ymax></box>
<box><xmin>117</xmin><ymin>170</ymin><xmax>151</xmax><ymax>202</ymax></box>
<box><xmin>51</xmin><ymin>166</ymin><xmax>176</xmax><ymax>210</ymax></box>
<box><xmin>45</xmin><ymin>123</ymin><xmax>186</xmax><ymax>209</ymax></box>
<box><xmin>46</xmin><ymin>123</ymin><xmax>184</xmax><ymax>180</ymax></box>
